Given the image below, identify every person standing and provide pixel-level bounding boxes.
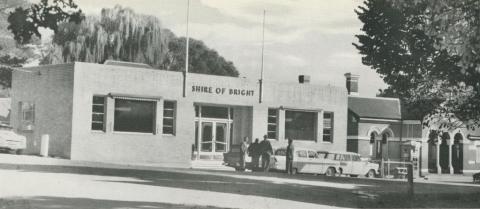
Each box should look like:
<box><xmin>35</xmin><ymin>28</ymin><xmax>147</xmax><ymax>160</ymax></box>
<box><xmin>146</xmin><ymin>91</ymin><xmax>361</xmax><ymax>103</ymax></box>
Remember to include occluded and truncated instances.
<box><xmin>260</xmin><ymin>134</ymin><xmax>273</xmax><ymax>172</ymax></box>
<box><xmin>286</xmin><ymin>138</ymin><xmax>294</xmax><ymax>174</ymax></box>
<box><xmin>248</xmin><ymin>138</ymin><xmax>260</xmax><ymax>170</ymax></box>
<box><xmin>240</xmin><ymin>136</ymin><xmax>249</xmax><ymax>170</ymax></box>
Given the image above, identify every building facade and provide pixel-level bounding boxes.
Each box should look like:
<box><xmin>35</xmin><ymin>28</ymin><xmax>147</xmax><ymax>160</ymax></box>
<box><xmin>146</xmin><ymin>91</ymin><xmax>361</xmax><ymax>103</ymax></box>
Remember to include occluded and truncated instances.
<box><xmin>11</xmin><ymin>62</ymin><xmax>348</xmax><ymax>167</ymax></box>
<box><xmin>421</xmin><ymin>125</ymin><xmax>480</xmax><ymax>175</ymax></box>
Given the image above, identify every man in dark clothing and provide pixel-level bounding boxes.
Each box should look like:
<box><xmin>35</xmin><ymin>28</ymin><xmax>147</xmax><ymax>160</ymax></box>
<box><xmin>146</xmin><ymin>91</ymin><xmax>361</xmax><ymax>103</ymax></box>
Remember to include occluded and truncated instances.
<box><xmin>286</xmin><ymin>138</ymin><xmax>294</xmax><ymax>174</ymax></box>
<box><xmin>260</xmin><ymin>134</ymin><xmax>273</xmax><ymax>172</ymax></box>
<box><xmin>248</xmin><ymin>138</ymin><xmax>260</xmax><ymax>170</ymax></box>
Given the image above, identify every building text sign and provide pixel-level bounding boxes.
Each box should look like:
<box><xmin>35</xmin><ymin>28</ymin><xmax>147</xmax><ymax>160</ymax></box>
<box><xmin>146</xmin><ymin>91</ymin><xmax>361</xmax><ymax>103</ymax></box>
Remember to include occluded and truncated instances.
<box><xmin>192</xmin><ymin>85</ymin><xmax>254</xmax><ymax>96</ymax></box>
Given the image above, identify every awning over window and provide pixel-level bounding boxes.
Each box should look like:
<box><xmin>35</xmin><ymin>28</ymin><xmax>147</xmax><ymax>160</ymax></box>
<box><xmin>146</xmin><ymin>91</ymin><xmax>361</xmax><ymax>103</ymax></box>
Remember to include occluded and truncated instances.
<box><xmin>108</xmin><ymin>93</ymin><xmax>162</xmax><ymax>102</ymax></box>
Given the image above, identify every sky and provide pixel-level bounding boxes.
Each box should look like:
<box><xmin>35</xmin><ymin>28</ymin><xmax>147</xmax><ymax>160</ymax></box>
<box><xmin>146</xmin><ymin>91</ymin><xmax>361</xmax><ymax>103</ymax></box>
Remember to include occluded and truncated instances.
<box><xmin>72</xmin><ymin>0</ymin><xmax>386</xmax><ymax>97</ymax></box>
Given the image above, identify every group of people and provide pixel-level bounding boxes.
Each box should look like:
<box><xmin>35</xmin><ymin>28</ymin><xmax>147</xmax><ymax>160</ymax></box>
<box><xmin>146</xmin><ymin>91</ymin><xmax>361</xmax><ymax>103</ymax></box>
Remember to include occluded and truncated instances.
<box><xmin>239</xmin><ymin>135</ymin><xmax>295</xmax><ymax>174</ymax></box>
<box><xmin>240</xmin><ymin>135</ymin><xmax>273</xmax><ymax>172</ymax></box>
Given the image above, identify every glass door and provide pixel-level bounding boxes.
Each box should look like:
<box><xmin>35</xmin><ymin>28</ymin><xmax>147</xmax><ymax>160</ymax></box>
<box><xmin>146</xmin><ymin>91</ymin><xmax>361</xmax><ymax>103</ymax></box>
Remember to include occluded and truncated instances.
<box><xmin>215</xmin><ymin>122</ymin><xmax>227</xmax><ymax>152</ymax></box>
<box><xmin>199</xmin><ymin>121</ymin><xmax>229</xmax><ymax>154</ymax></box>
<box><xmin>200</xmin><ymin>122</ymin><xmax>213</xmax><ymax>152</ymax></box>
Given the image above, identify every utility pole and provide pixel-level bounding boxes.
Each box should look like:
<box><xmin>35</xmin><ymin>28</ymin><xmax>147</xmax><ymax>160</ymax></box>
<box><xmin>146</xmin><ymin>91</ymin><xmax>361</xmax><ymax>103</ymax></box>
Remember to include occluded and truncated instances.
<box><xmin>259</xmin><ymin>10</ymin><xmax>266</xmax><ymax>103</ymax></box>
<box><xmin>183</xmin><ymin>0</ymin><xmax>190</xmax><ymax>98</ymax></box>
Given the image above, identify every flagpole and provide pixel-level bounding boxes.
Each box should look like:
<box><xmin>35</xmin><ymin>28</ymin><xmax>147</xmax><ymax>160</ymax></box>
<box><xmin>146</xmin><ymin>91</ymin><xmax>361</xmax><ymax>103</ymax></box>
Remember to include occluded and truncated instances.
<box><xmin>183</xmin><ymin>0</ymin><xmax>190</xmax><ymax>98</ymax></box>
<box><xmin>259</xmin><ymin>10</ymin><xmax>266</xmax><ymax>103</ymax></box>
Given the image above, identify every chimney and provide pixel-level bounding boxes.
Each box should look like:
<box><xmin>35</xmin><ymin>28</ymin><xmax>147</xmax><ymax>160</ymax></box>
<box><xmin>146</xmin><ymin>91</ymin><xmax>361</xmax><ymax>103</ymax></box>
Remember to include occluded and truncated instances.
<box><xmin>298</xmin><ymin>75</ymin><xmax>310</xmax><ymax>84</ymax></box>
<box><xmin>344</xmin><ymin>73</ymin><xmax>359</xmax><ymax>95</ymax></box>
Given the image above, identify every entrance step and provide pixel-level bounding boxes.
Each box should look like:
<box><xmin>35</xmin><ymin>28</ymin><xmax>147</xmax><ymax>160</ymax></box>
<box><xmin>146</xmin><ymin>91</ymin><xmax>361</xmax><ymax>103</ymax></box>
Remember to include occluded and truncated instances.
<box><xmin>191</xmin><ymin>160</ymin><xmax>233</xmax><ymax>171</ymax></box>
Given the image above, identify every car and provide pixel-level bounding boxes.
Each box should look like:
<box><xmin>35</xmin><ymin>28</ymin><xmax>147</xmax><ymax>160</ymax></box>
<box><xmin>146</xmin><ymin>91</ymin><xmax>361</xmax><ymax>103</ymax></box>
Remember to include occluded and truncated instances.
<box><xmin>0</xmin><ymin>124</ymin><xmax>26</xmax><ymax>154</ymax></box>
<box><xmin>324</xmin><ymin>151</ymin><xmax>379</xmax><ymax>178</ymax></box>
<box><xmin>473</xmin><ymin>172</ymin><xmax>480</xmax><ymax>184</ymax></box>
<box><xmin>271</xmin><ymin>147</ymin><xmax>339</xmax><ymax>175</ymax></box>
<box><xmin>223</xmin><ymin>144</ymin><xmax>279</xmax><ymax>171</ymax></box>
<box><xmin>223</xmin><ymin>144</ymin><xmax>252</xmax><ymax>171</ymax></box>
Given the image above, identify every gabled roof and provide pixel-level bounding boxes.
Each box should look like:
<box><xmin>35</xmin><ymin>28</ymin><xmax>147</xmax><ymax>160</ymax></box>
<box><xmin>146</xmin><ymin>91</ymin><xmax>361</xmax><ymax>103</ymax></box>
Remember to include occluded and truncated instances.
<box><xmin>348</xmin><ymin>96</ymin><xmax>401</xmax><ymax>120</ymax></box>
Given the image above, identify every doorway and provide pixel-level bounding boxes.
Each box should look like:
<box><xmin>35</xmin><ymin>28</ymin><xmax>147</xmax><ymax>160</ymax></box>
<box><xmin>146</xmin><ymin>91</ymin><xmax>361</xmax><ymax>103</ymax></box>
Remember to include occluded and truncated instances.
<box><xmin>194</xmin><ymin>105</ymin><xmax>233</xmax><ymax>160</ymax></box>
<box><xmin>452</xmin><ymin>133</ymin><xmax>463</xmax><ymax>174</ymax></box>
<box><xmin>199</xmin><ymin>121</ymin><xmax>228</xmax><ymax>153</ymax></box>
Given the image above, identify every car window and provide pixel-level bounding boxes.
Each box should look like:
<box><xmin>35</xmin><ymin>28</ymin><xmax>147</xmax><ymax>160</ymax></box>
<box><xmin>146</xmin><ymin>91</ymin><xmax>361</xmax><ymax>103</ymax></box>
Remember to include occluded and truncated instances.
<box><xmin>275</xmin><ymin>149</ymin><xmax>286</xmax><ymax>156</ymax></box>
<box><xmin>325</xmin><ymin>153</ymin><xmax>335</xmax><ymax>160</ymax></box>
<box><xmin>297</xmin><ymin>150</ymin><xmax>307</xmax><ymax>158</ymax></box>
<box><xmin>344</xmin><ymin>154</ymin><xmax>351</xmax><ymax>161</ymax></box>
<box><xmin>334</xmin><ymin>154</ymin><xmax>342</xmax><ymax>161</ymax></box>
<box><xmin>353</xmin><ymin>155</ymin><xmax>361</xmax><ymax>161</ymax></box>
<box><xmin>308</xmin><ymin>151</ymin><xmax>317</xmax><ymax>158</ymax></box>
<box><xmin>317</xmin><ymin>152</ymin><xmax>327</xmax><ymax>158</ymax></box>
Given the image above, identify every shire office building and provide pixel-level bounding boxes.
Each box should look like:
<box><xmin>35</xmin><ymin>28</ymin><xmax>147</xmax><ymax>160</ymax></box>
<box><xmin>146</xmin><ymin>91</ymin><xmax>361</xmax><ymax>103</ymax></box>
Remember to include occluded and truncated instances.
<box><xmin>11</xmin><ymin>61</ymin><xmax>347</xmax><ymax>167</ymax></box>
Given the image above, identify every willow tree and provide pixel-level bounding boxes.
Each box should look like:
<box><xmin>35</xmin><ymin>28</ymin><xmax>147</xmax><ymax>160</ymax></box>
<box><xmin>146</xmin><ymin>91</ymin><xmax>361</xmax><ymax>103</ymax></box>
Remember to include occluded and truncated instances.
<box><xmin>44</xmin><ymin>5</ymin><xmax>239</xmax><ymax>77</ymax></box>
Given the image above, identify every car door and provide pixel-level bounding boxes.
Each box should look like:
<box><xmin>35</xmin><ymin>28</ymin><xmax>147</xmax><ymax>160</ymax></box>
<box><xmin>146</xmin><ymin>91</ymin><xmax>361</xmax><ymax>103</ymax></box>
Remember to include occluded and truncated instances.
<box><xmin>351</xmin><ymin>154</ymin><xmax>364</xmax><ymax>175</ymax></box>
<box><xmin>273</xmin><ymin>148</ymin><xmax>286</xmax><ymax>171</ymax></box>
<box><xmin>294</xmin><ymin>150</ymin><xmax>308</xmax><ymax>173</ymax></box>
<box><xmin>342</xmin><ymin>154</ymin><xmax>353</xmax><ymax>174</ymax></box>
<box><xmin>307</xmin><ymin>150</ymin><xmax>322</xmax><ymax>174</ymax></box>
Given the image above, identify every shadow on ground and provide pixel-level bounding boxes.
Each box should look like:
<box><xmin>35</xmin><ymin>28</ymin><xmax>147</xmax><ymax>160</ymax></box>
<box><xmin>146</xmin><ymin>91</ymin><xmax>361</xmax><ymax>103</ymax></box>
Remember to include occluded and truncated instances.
<box><xmin>1</xmin><ymin>164</ymin><xmax>480</xmax><ymax>208</ymax></box>
<box><xmin>0</xmin><ymin>197</ymin><xmax>224</xmax><ymax>209</ymax></box>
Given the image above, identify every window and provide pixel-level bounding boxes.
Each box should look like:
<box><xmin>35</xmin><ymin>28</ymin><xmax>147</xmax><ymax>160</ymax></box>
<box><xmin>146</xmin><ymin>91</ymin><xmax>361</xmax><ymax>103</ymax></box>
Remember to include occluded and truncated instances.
<box><xmin>275</xmin><ymin>148</ymin><xmax>286</xmax><ymax>156</ymax></box>
<box><xmin>163</xmin><ymin>101</ymin><xmax>176</xmax><ymax>135</ymax></box>
<box><xmin>317</xmin><ymin>151</ymin><xmax>327</xmax><ymax>159</ymax></box>
<box><xmin>91</xmin><ymin>96</ymin><xmax>105</xmax><ymax>131</ymax></box>
<box><xmin>297</xmin><ymin>150</ymin><xmax>307</xmax><ymax>158</ymax></box>
<box><xmin>267</xmin><ymin>109</ymin><xmax>278</xmax><ymax>139</ymax></box>
<box><xmin>200</xmin><ymin>106</ymin><xmax>228</xmax><ymax>119</ymax></box>
<box><xmin>114</xmin><ymin>99</ymin><xmax>155</xmax><ymax>133</ymax></box>
<box><xmin>285</xmin><ymin>110</ymin><xmax>316</xmax><ymax>141</ymax></box>
<box><xmin>352</xmin><ymin>155</ymin><xmax>361</xmax><ymax>161</ymax></box>
<box><xmin>308</xmin><ymin>151</ymin><xmax>318</xmax><ymax>159</ymax></box>
<box><xmin>344</xmin><ymin>154</ymin><xmax>351</xmax><ymax>161</ymax></box>
<box><xmin>20</xmin><ymin>102</ymin><xmax>35</xmax><ymax>130</ymax></box>
<box><xmin>323</xmin><ymin>112</ymin><xmax>334</xmax><ymax>142</ymax></box>
<box><xmin>326</xmin><ymin>153</ymin><xmax>335</xmax><ymax>160</ymax></box>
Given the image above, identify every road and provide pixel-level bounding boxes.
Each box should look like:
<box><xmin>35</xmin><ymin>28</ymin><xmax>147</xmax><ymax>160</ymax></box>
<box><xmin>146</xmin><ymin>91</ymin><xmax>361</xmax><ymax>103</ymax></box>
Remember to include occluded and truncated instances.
<box><xmin>1</xmin><ymin>160</ymin><xmax>480</xmax><ymax>208</ymax></box>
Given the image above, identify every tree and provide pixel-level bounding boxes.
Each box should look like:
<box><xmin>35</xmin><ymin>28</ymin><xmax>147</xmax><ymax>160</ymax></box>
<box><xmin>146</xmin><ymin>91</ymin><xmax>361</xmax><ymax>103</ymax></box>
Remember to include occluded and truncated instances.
<box><xmin>0</xmin><ymin>54</ymin><xmax>27</xmax><ymax>89</ymax></box>
<box><xmin>7</xmin><ymin>0</ymin><xmax>84</xmax><ymax>44</ymax></box>
<box><xmin>354</xmin><ymin>0</ymin><xmax>480</xmax><ymax>130</ymax></box>
<box><xmin>44</xmin><ymin>5</ymin><xmax>239</xmax><ymax>77</ymax></box>
<box><xmin>163</xmin><ymin>37</ymin><xmax>239</xmax><ymax>77</ymax></box>
<box><xmin>0</xmin><ymin>0</ymin><xmax>29</xmax><ymax>91</ymax></box>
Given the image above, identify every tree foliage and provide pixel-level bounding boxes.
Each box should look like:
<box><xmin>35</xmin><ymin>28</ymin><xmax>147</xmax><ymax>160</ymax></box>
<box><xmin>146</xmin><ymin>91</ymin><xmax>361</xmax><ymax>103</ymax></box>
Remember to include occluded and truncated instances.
<box><xmin>354</xmin><ymin>0</ymin><xmax>480</xmax><ymax>130</ymax></box>
<box><xmin>44</xmin><ymin>5</ymin><xmax>239</xmax><ymax>77</ymax></box>
<box><xmin>7</xmin><ymin>0</ymin><xmax>84</xmax><ymax>44</ymax></box>
<box><xmin>0</xmin><ymin>54</ymin><xmax>27</xmax><ymax>89</ymax></box>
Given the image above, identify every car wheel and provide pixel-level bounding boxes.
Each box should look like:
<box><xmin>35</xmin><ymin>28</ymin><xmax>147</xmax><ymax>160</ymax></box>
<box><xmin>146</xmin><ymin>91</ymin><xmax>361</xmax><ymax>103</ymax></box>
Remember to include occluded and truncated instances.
<box><xmin>366</xmin><ymin>169</ymin><xmax>375</xmax><ymax>178</ymax></box>
<box><xmin>336</xmin><ymin>168</ymin><xmax>343</xmax><ymax>177</ymax></box>
<box><xmin>326</xmin><ymin>167</ymin><xmax>336</xmax><ymax>177</ymax></box>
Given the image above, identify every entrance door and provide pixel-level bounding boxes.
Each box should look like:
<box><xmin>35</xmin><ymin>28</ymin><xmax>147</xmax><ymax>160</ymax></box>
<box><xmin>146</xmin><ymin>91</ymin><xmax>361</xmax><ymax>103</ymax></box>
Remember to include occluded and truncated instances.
<box><xmin>199</xmin><ymin>121</ymin><xmax>229</xmax><ymax>154</ymax></box>
<box><xmin>215</xmin><ymin>122</ymin><xmax>227</xmax><ymax>152</ymax></box>
<box><xmin>200</xmin><ymin>122</ymin><xmax>213</xmax><ymax>152</ymax></box>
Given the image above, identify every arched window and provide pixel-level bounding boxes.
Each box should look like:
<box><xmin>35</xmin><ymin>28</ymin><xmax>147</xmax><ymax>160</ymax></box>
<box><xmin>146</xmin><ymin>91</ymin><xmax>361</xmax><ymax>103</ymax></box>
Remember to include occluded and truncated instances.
<box><xmin>382</xmin><ymin>133</ymin><xmax>389</xmax><ymax>144</ymax></box>
<box><xmin>370</xmin><ymin>132</ymin><xmax>376</xmax><ymax>144</ymax></box>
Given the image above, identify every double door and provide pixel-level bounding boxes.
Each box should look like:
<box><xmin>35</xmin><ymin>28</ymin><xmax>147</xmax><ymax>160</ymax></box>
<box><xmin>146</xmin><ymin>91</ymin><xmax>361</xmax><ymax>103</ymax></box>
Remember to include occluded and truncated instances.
<box><xmin>199</xmin><ymin>121</ymin><xmax>229</xmax><ymax>153</ymax></box>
